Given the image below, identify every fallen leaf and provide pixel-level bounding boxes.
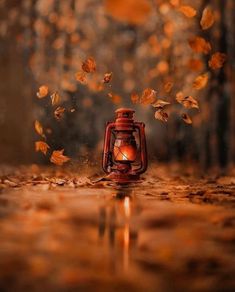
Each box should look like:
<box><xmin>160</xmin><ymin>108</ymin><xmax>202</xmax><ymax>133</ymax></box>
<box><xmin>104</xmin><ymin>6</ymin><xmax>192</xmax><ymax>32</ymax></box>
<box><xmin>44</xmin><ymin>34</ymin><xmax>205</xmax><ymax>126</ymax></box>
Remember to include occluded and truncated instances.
<box><xmin>50</xmin><ymin>149</ymin><xmax>70</xmax><ymax>166</ymax></box>
<box><xmin>54</xmin><ymin>107</ymin><xmax>65</xmax><ymax>120</ymax></box>
<box><xmin>140</xmin><ymin>88</ymin><xmax>157</xmax><ymax>105</ymax></box>
<box><xmin>75</xmin><ymin>71</ymin><xmax>87</xmax><ymax>84</ymax></box>
<box><xmin>193</xmin><ymin>73</ymin><xmax>209</xmax><ymax>90</ymax></box>
<box><xmin>152</xmin><ymin>99</ymin><xmax>170</xmax><ymax>109</ymax></box>
<box><xmin>208</xmin><ymin>52</ymin><xmax>227</xmax><ymax>70</ymax></box>
<box><xmin>176</xmin><ymin>95</ymin><xmax>199</xmax><ymax>109</ymax></box>
<box><xmin>182</xmin><ymin>113</ymin><xmax>192</xmax><ymax>124</ymax></box>
<box><xmin>81</xmin><ymin>57</ymin><xmax>96</xmax><ymax>73</ymax></box>
<box><xmin>164</xmin><ymin>82</ymin><xmax>173</xmax><ymax>93</ymax></box>
<box><xmin>103</xmin><ymin>72</ymin><xmax>113</xmax><ymax>83</ymax></box>
<box><xmin>34</xmin><ymin>120</ymin><xmax>45</xmax><ymax>138</ymax></box>
<box><xmin>200</xmin><ymin>7</ymin><xmax>215</xmax><ymax>30</ymax></box>
<box><xmin>188</xmin><ymin>58</ymin><xmax>204</xmax><ymax>71</ymax></box>
<box><xmin>50</xmin><ymin>91</ymin><xmax>61</xmax><ymax>106</ymax></box>
<box><xmin>37</xmin><ymin>85</ymin><xmax>49</xmax><ymax>98</ymax></box>
<box><xmin>70</xmin><ymin>108</ymin><xmax>75</xmax><ymax>113</ymax></box>
<box><xmin>104</xmin><ymin>0</ymin><xmax>151</xmax><ymax>25</ymax></box>
<box><xmin>108</xmin><ymin>93</ymin><xmax>121</xmax><ymax>104</ymax></box>
<box><xmin>155</xmin><ymin>110</ymin><xmax>168</xmax><ymax>122</ymax></box>
<box><xmin>131</xmin><ymin>92</ymin><xmax>139</xmax><ymax>104</ymax></box>
<box><xmin>179</xmin><ymin>5</ymin><xmax>197</xmax><ymax>18</ymax></box>
<box><xmin>188</xmin><ymin>36</ymin><xmax>211</xmax><ymax>54</ymax></box>
<box><xmin>35</xmin><ymin>141</ymin><xmax>50</xmax><ymax>155</ymax></box>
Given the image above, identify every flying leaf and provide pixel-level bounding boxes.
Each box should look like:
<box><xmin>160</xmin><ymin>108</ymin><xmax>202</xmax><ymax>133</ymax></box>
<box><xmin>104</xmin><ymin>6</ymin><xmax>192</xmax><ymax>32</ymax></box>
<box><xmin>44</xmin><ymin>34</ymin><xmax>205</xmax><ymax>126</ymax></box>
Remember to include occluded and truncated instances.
<box><xmin>188</xmin><ymin>58</ymin><xmax>204</xmax><ymax>71</ymax></box>
<box><xmin>50</xmin><ymin>91</ymin><xmax>61</xmax><ymax>106</ymax></box>
<box><xmin>176</xmin><ymin>95</ymin><xmax>199</xmax><ymax>109</ymax></box>
<box><xmin>155</xmin><ymin>110</ymin><xmax>168</xmax><ymax>122</ymax></box>
<box><xmin>200</xmin><ymin>7</ymin><xmax>215</xmax><ymax>30</ymax></box>
<box><xmin>103</xmin><ymin>72</ymin><xmax>113</xmax><ymax>83</ymax></box>
<box><xmin>75</xmin><ymin>71</ymin><xmax>87</xmax><ymax>84</ymax></box>
<box><xmin>34</xmin><ymin>120</ymin><xmax>45</xmax><ymax>138</ymax></box>
<box><xmin>35</xmin><ymin>141</ymin><xmax>50</xmax><ymax>155</ymax></box>
<box><xmin>54</xmin><ymin>107</ymin><xmax>65</xmax><ymax>120</ymax></box>
<box><xmin>140</xmin><ymin>88</ymin><xmax>157</xmax><ymax>105</ymax></box>
<box><xmin>182</xmin><ymin>113</ymin><xmax>192</xmax><ymax>124</ymax></box>
<box><xmin>188</xmin><ymin>36</ymin><xmax>211</xmax><ymax>54</ymax></box>
<box><xmin>131</xmin><ymin>92</ymin><xmax>139</xmax><ymax>104</ymax></box>
<box><xmin>50</xmin><ymin>149</ymin><xmax>70</xmax><ymax>166</ymax></box>
<box><xmin>104</xmin><ymin>0</ymin><xmax>151</xmax><ymax>25</ymax></box>
<box><xmin>163</xmin><ymin>82</ymin><xmax>173</xmax><ymax>93</ymax></box>
<box><xmin>37</xmin><ymin>85</ymin><xmax>49</xmax><ymax>98</ymax></box>
<box><xmin>208</xmin><ymin>52</ymin><xmax>227</xmax><ymax>70</ymax></box>
<box><xmin>193</xmin><ymin>73</ymin><xmax>209</xmax><ymax>90</ymax></box>
<box><xmin>108</xmin><ymin>93</ymin><xmax>121</xmax><ymax>104</ymax></box>
<box><xmin>152</xmin><ymin>99</ymin><xmax>170</xmax><ymax>109</ymax></box>
<box><xmin>81</xmin><ymin>57</ymin><xmax>96</xmax><ymax>73</ymax></box>
<box><xmin>179</xmin><ymin>5</ymin><xmax>197</xmax><ymax>18</ymax></box>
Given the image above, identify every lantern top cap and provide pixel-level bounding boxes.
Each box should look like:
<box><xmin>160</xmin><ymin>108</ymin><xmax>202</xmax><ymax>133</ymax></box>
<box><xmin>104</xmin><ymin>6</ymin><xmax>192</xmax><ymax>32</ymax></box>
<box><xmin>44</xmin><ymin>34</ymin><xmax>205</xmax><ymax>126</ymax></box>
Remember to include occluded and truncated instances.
<box><xmin>115</xmin><ymin>108</ymin><xmax>135</xmax><ymax>114</ymax></box>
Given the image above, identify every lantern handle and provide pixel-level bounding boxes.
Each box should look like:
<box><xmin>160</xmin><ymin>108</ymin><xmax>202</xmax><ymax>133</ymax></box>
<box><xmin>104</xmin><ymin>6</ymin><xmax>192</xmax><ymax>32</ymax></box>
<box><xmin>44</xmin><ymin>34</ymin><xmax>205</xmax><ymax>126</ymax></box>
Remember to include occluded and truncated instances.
<box><xmin>134</xmin><ymin>122</ymin><xmax>148</xmax><ymax>174</ymax></box>
<box><xmin>102</xmin><ymin>122</ymin><xmax>115</xmax><ymax>173</ymax></box>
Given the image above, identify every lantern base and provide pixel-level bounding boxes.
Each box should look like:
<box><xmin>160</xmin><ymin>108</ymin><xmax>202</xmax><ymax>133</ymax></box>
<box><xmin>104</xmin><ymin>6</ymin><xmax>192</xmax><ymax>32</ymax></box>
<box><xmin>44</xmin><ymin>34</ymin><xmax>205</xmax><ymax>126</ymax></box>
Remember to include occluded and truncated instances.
<box><xmin>107</xmin><ymin>171</ymin><xmax>140</xmax><ymax>184</ymax></box>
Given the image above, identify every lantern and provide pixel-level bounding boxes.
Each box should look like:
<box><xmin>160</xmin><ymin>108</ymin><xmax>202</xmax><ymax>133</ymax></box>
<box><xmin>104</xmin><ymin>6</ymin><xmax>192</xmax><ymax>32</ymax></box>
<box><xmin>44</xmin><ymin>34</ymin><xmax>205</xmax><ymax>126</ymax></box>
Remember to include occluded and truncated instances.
<box><xmin>102</xmin><ymin>108</ymin><xmax>147</xmax><ymax>183</ymax></box>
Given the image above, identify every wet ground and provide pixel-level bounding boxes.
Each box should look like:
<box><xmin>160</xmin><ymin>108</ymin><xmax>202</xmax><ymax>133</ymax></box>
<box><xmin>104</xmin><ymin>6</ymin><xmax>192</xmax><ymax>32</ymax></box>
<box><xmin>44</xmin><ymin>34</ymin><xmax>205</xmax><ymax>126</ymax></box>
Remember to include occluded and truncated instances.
<box><xmin>0</xmin><ymin>164</ymin><xmax>235</xmax><ymax>291</ymax></box>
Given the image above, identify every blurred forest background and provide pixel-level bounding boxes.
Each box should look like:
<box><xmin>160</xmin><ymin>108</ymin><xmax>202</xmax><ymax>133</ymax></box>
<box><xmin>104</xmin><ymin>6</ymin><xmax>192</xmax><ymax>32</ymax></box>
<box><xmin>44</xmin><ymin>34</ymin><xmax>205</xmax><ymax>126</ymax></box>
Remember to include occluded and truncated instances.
<box><xmin>0</xmin><ymin>0</ymin><xmax>234</xmax><ymax>171</ymax></box>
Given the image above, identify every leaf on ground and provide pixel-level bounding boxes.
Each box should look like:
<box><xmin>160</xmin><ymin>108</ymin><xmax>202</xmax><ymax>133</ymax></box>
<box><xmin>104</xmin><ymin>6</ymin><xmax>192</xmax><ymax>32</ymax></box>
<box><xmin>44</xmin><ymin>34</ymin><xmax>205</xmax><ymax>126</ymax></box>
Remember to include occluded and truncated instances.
<box><xmin>35</xmin><ymin>141</ymin><xmax>50</xmax><ymax>155</ymax></box>
<box><xmin>208</xmin><ymin>52</ymin><xmax>227</xmax><ymax>70</ymax></box>
<box><xmin>131</xmin><ymin>92</ymin><xmax>140</xmax><ymax>104</ymax></box>
<box><xmin>75</xmin><ymin>71</ymin><xmax>87</xmax><ymax>84</ymax></box>
<box><xmin>152</xmin><ymin>99</ymin><xmax>170</xmax><ymax>109</ymax></box>
<box><xmin>200</xmin><ymin>7</ymin><xmax>215</xmax><ymax>30</ymax></box>
<box><xmin>140</xmin><ymin>88</ymin><xmax>157</xmax><ymax>105</ymax></box>
<box><xmin>37</xmin><ymin>85</ymin><xmax>49</xmax><ymax>98</ymax></box>
<box><xmin>163</xmin><ymin>82</ymin><xmax>173</xmax><ymax>93</ymax></box>
<box><xmin>103</xmin><ymin>72</ymin><xmax>113</xmax><ymax>83</ymax></box>
<box><xmin>104</xmin><ymin>0</ymin><xmax>151</xmax><ymax>25</ymax></box>
<box><xmin>176</xmin><ymin>95</ymin><xmax>199</xmax><ymax>109</ymax></box>
<box><xmin>50</xmin><ymin>149</ymin><xmax>70</xmax><ymax>166</ymax></box>
<box><xmin>178</xmin><ymin>5</ymin><xmax>197</xmax><ymax>18</ymax></box>
<box><xmin>108</xmin><ymin>93</ymin><xmax>122</xmax><ymax>104</ymax></box>
<box><xmin>182</xmin><ymin>113</ymin><xmax>192</xmax><ymax>124</ymax></box>
<box><xmin>81</xmin><ymin>57</ymin><xmax>96</xmax><ymax>73</ymax></box>
<box><xmin>34</xmin><ymin>120</ymin><xmax>45</xmax><ymax>138</ymax></box>
<box><xmin>188</xmin><ymin>58</ymin><xmax>204</xmax><ymax>71</ymax></box>
<box><xmin>193</xmin><ymin>73</ymin><xmax>209</xmax><ymax>90</ymax></box>
<box><xmin>155</xmin><ymin>110</ymin><xmax>168</xmax><ymax>122</ymax></box>
<box><xmin>50</xmin><ymin>91</ymin><xmax>61</xmax><ymax>106</ymax></box>
<box><xmin>188</xmin><ymin>36</ymin><xmax>211</xmax><ymax>54</ymax></box>
<box><xmin>54</xmin><ymin>107</ymin><xmax>65</xmax><ymax>120</ymax></box>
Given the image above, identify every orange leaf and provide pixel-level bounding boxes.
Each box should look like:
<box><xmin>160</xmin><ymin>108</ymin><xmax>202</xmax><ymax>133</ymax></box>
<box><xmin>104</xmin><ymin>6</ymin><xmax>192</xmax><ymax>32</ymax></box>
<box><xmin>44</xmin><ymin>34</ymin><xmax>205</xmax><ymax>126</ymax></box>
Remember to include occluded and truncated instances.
<box><xmin>182</xmin><ymin>113</ymin><xmax>192</xmax><ymax>124</ymax></box>
<box><xmin>103</xmin><ymin>72</ymin><xmax>113</xmax><ymax>83</ymax></box>
<box><xmin>152</xmin><ymin>99</ymin><xmax>170</xmax><ymax>109</ymax></box>
<box><xmin>104</xmin><ymin>0</ymin><xmax>151</xmax><ymax>25</ymax></box>
<box><xmin>35</xmin><ymin>141</ymin><xmax>50</xmax><ymax>155</ymax></box>
<box><xmin>34</xmin><ymin>120</ymin><xmax>45</xmax><ymax>138</ymax></box>
<box><xmin>176</xmin><ymin>95</ymin><xmax>199</xmax><ymax>109</ymax></box>
<box><xmin>155</xmin><ymin>110</ymin><xmax>168</xmax><ymax>122</ymax></box>
<box><xmin>54</xmin><ymin>107</ymin><xmax>65</xmax><ymax>120</ymax></box>
<box><xmin>50</xmin><ymin>149</ymin><xmax>70</xmax><ymax>166</ymax></box>
<box><xmin>188</xmin><ymin>58</ymin><xmax>204</xmax><ymax>71</ymax></box>
<box><xmin>108</xmin><ymin>93</ymin><xmax>122</xmax><ymax>104</ymax></box>
<box><xmin>179</xmin><ymin>5</ymin><xmax>197</xmax><ymax>18</ymax></box>
<box><xmin>50</xmin><ymin>91</ymin><xmax>61</xmax><ymax>106</ymax></box>
<box><xmin>37</xmin><ymin>85</ymin><xmax>49</xmax><ymax>98</ymax></box>
<box><xmin>81</xmin><ymin>57</ymin><xmax>96</xmax><ymax>73</ymax></box>
<box><xmin>188</xmin><ymin>36</ymin><xmax>211</xmax><ymax>54</ymax></box>
<box><xmin>193</xmin><ymin>73</ymin><xmax>209</xmax><ymax>90</ymax></box>
<box><xmin>208</xmin><ymin>52</ymin><xmax>227</xmax><ymax>70</ymax></box>
<box><xmin>163</xmin><ymin>82</ymin><xmax>173</xmax><ymax>93</ymax></box>
<box><xmin>75</xmin><ymin>71</ymin><xmax>87</xmax><ymax>84</ymax></box>
<box><xmin>140</xmin><ymin>88</ymin><xmax>157</xmax><ymax>105</ymax></box>
<box><xmin>200</xmin><ymin>7</ymin><xmax>215</xmax><ymax>30</ymax></box>
<box><xmin>131</xmin><ymin>92</ymin><xmax>139</xmax><ymax>104</ymax></box>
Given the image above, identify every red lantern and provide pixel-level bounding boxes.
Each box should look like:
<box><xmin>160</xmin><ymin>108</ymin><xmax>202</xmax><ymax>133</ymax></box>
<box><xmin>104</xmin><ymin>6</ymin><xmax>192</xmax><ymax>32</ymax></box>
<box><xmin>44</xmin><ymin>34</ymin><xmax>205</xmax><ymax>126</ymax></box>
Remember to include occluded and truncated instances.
<box><xmin>102</xmin><ymin>108</ymin><xmax>147</xmax><ymax>183</ymax></box>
